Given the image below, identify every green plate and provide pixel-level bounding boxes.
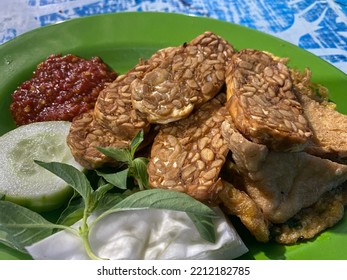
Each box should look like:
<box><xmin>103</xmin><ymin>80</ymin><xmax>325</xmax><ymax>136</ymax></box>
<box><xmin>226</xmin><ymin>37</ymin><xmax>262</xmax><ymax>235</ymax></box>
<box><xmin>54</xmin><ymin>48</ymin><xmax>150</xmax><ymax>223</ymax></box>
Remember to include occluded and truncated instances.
<box><xmin>0</xmin><ymin>12</ymin><xmax>346</xmax><ymax>260</ymax></box>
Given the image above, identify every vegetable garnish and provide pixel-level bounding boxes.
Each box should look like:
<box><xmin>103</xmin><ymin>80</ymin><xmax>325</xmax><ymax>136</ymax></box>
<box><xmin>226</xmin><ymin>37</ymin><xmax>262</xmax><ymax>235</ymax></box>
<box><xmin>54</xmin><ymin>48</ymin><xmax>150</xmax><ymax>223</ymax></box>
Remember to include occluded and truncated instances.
<box><xmin>96</xmin><ymin>129</ymin><xmax>149</xmax><ymax>190</ymax></box>
<box><xmin>0</xmin><ymin>130</ymin><xmax>220</xmax><ymax>259</ymax></box>
<box><xmin>26</xmin><ymin>207</ymin><xmax>247</xmax><ymax>260</ymax></box>
<box><xmin>0</xmin><ymin>121</ymin><xmax>85</xmax><ymax>212</ymax></box>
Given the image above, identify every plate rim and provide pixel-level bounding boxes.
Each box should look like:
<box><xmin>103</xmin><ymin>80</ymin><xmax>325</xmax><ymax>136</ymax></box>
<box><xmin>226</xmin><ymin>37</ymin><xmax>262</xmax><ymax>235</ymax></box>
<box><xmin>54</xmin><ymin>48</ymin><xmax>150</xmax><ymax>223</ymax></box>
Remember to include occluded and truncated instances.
<box><xmin>1</xmin><ymin>11</ymin><xmax>346</xmax><ymax>75</ymax></box>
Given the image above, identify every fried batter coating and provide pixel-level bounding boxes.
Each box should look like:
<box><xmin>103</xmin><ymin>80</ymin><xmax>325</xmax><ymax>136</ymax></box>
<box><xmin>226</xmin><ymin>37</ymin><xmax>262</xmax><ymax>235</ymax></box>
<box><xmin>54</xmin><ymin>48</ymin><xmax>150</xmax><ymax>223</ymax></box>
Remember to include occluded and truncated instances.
<box><xmin>147</xmin><ymin>94</ymin><xmax>229</xmax><ymax>203</ymax></box>
<box><xmin>221</xmin><ymin>119</ymin><xmax>347</xmax><ymax>244</ymax></box>
<box><xmin>221</xmin><ymin>117</ymin><xmax>347</xmax><ymax>224</ymax></box>
<box><xmin>219</xmin><ymin>181</ymin><xmax>271</xmax><ymax>243</ymax></box>
<box><xmin>225</xmin><ymin>49</ymin><xmax>311</xmax><ymax>152</ymax></box>
<box><xmin>274</xmin><ymin>185</ymin><xmax>347</xmax><ymax>244</ymax></box>
<box><xmin>132</xmin><ymin>31</ymin><xmax>235</xmax><ymax>124</ymax></box>
<box><xmin>221</xmin><ymin>176</ymin><xmax>347</xmax><ymax>244</ymax></box>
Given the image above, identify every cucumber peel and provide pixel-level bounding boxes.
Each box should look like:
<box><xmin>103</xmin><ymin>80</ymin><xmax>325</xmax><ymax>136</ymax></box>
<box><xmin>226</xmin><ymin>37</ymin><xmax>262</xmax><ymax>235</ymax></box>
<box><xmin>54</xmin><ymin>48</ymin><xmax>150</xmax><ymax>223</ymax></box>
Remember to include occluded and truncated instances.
<box><xmin>0</xmin><ymin>121</ymin><xmax>84</xmax><ymax>212</ymax></box>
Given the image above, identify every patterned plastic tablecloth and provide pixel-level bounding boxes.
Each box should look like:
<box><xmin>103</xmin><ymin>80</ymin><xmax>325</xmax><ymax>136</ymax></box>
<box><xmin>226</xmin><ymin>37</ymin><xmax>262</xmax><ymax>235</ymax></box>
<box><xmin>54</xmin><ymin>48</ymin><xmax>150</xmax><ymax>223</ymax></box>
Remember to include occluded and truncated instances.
<box><xmin>0</xmin><ymin>0</ymin><xmax>346</xmax><ymax>74</ymax></box>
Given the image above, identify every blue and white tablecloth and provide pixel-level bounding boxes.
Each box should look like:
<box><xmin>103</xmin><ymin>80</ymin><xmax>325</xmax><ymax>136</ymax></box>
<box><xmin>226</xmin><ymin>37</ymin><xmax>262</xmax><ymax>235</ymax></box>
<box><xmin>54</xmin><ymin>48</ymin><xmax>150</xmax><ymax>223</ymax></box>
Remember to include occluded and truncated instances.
<box><xmin>1</xmin><ymin>0</ymin><xmax>347</xmax><ymax>73</ymax></box>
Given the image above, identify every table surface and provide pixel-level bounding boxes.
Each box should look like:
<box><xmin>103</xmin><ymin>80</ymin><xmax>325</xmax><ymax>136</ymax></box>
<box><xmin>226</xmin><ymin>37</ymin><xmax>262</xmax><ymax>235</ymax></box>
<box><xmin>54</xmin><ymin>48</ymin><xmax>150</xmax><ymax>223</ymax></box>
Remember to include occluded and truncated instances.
<box><xmin>1</xmin><ymin>0</ymin><xmax>346</xmax><ymax>74</ymax></box>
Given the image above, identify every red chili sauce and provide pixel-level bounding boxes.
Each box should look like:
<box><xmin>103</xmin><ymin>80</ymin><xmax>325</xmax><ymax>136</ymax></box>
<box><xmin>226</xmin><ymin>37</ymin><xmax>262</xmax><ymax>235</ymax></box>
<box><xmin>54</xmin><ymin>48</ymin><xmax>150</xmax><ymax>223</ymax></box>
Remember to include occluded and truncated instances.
<box><xmin>10</xmin><ymin>54</ymin><xmax>117</xmax><ymax>125</ymax></box>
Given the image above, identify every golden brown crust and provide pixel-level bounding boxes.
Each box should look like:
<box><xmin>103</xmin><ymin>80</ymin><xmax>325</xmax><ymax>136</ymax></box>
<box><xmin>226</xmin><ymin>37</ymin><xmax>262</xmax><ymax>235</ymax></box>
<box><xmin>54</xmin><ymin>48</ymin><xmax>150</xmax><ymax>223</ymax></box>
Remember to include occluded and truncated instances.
<box><xmin>225</xmin><ymin>49</ymin><xmax>311</xmax><ymax>152</ymax></box>
<box><xmin>67</xmin><ymin>110</ymin><xmax>130</xmax><ymax>169</ymax></box>
<box><xmin>147</xmin><ymin>94</ymin><xmax>229</xmax><ymax>203</ymax></box>
<box><xmin>274</xmin><ymin>185</ymin><xmax>347</xmax><ymax>244</ymax></box>
<box><xmin>132</xmin><ymin>31</ymin><xmax>235</xmax><ymax>124</ymax></box>
<box><xmin>299</xmin><ymin>94</ymin><xmax>347</xmax><ymax>161</ymax></box>
<box><xmin>221</xmin><ymin>116</ymin><xmax>347</xmax><ymax>224</ymax></box>
<box><xmin>94</xmin><ymin>66</ymin><xmax>151</xmax><ymax>140</ymax></box>
<box><xmin>64</xmin><ymin>33</ymin><xmax>347</xmax><ymax>247</ymax></box>
<box><xmin>219</xmin><ymin>181</ymin><xmax>270</xmax><ymax>243</ymax></box>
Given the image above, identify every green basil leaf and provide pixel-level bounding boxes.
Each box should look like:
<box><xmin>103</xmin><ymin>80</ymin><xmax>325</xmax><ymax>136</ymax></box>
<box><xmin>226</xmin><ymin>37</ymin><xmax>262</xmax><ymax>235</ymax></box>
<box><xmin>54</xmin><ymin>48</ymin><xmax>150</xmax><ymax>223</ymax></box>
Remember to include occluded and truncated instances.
<box><xmin>57</xmin><ymin>207</ymin><xmax>85</xmax><ymax>228</ymax></box>
<box><xmin>35</xmin><ymin>161</ymin><xmax>92</xmax><ymax>201</ymax></box>
<box><xmin>93</xmin><ymin>193</ymin><xmax>128</xmax><ymax>213</ymax></box>
<box><xmin>0</xmin><ymin>230</ymin><xmax>23</xmax><ymax>253</ymax></box>
<box><xmin>113</xmin><ymin>189</ymin><xmax>217</xmax><ymax>217</ymax></box>
<box><xmin>0</xmin><ymin>201</ymin><xmax>57</xmax><ymax>253</ymax></box>
<box><xmin>94</xmin><ymin>189</ymin><xmax>217</xmax><ymax>222</ymax></box>
<box><xmin>97</xmin><ymin>147</ymin><xmax>131</xmax><ymax>164</ymax></box>
<box><xmin>96</xmin><ymin>169</ymin><xmax>129</xmax><ymax>190</ymax></box>
<box><xmin>130</xmin><ymin>129</ymin><xmax>144</xmax><ymax>157</ymax></box>
<box><xmin>131</xmin><ymin>157</ymin><xmax>149</xmax><ymax>190</ymax></box>
<box><xmin>93</xmin><ymin>182</ymin><xmax>115</xmax><ymax>198</ymax></box>
<box><xmin>56</xmin><ymin>193</ymin><xmax>84</xmax><ymax>227</ymax></box>
<box><xmin>187</xmin><ymin>213</ymin><xmax>216</xmax><ymax>243</ymax></box>
<box><xmin>88</xmin><ymin>182</ymin><xmax>117</xmax><ymax>213</ymax></box>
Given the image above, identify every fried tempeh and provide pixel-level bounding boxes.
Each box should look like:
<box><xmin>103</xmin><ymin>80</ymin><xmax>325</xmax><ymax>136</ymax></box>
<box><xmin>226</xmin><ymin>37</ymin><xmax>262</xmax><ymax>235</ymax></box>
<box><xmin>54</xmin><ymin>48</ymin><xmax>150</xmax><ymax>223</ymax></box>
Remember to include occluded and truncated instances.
<box><xmin>65</xmin><ymin>31</ymin><xmax>347</xmax><ymax>246</ymax></box>
<box><xmin>68</xmin><ymin>63</ymin><xmax>152</xmax><ymax>169</ymax></box>
<box><xmin>69</xmin><ymin>32</ymin><xmax>234</xmax><ymax>169</ymax></box>
<box><xmin>147</xmin><ymin>94</ymin><xmax>229</xmax><ymax>203</ymax></box>
<box><xmin>132</xmin><ymin>31</ymin><xmax>235</xmax><ymax>124</ymax></box>
<box><xmin>225</xmin><ymin>49</ymin><xmax>311</xmax><ymax>151</ymax></box>
<box><xmin>94</xmin><ymin>64</ymin><xmax>151</xmax><ymax>140</ymax></box>
<box><xmin>68</xmin><ymin>60</ymin><xmax>153</xmax><ymax>169</ymax></box>
<box><xmin>67</xmin><ymin>110</ymin><xmax>130</xmax><ymax>169</ymax></box>
<box><xmin>290</xmin><ymin>68</ymin><xmax>347</xmax><ymax>161</ymax></box>
<box><xmin>299</xmin><ymin>94</ymin><xmax>347</xmax><ymax>161</ymax></box>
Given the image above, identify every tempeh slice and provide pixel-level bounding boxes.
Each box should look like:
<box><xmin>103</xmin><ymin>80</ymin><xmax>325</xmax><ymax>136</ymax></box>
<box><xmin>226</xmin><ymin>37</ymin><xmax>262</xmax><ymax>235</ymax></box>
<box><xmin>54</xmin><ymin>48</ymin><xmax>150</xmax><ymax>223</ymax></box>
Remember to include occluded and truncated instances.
<box><xmin>132</xmin><ymin>31</ymin><xmax>235</xmax><ymax>124</ymax></box>
<box><xmin>147</xmin><ymin>94</ymin><xmax>229</xmax><ymax>203</ymax></box>
<box><xmin>299</xmin><ymin>94</ymin><xmax>347</xmax><ymax>161</ymax></box>
<box><xmin>94</xmin><ymin>64</ymin><xmax>151</xmax><ymax>140</ymax></box>
<box><xmin>70</xmin><ymin>49</ymin><xmax>177</xmax><ymax>169</ymax></box>
<box><xmin>290</xmin><ymin>68</ymin><xmax>347</xmax><ymax>161</ymax></box>
<box><xmin>225</xmin><ymin>49</ymin><xmax>311</xmax><ymax>151</ymax></box>
<box><xmin>67</xmin><ymin>110</ymin><xmax>130</xmax><ymax>169</ymax></box>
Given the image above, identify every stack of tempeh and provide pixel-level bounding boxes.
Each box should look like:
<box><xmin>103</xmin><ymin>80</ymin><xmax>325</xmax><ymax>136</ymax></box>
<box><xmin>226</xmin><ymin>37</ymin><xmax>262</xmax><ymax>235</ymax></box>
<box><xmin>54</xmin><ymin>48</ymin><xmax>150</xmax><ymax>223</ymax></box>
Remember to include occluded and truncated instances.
<box><xmin>67</xmin><ymin>32</ymin><xmax>347</xmax><ymax>244</ymax></box>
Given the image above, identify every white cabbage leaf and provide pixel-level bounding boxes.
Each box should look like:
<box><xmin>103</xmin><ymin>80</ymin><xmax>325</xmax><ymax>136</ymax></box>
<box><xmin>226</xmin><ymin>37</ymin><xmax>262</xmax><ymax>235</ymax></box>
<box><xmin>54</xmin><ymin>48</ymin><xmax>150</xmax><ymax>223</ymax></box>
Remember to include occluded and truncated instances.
<box><xmin>26</xmin><ymin>208</ymin><xmax>248</xmax><ymax>260</ymax></box>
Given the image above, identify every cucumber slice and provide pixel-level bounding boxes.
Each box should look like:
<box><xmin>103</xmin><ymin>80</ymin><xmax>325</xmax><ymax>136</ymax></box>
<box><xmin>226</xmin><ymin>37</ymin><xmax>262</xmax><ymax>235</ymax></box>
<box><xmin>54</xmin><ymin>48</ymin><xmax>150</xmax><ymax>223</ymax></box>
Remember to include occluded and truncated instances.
<box><xmin>0</xmin><ymin>121</ymin><xmax>84</xmax><ymax>212</ymax></box>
